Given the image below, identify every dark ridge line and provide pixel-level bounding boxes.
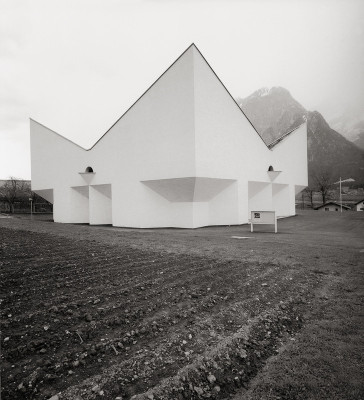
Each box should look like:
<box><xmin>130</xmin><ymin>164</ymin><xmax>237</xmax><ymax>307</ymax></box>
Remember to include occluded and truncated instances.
<box><xmin>29</xmin><ymin>44</ymin><xmax>197</xmax><ymax>152</ymax></box>
<box><xmin>93</xmin><ymin>42</ymin><xmax>268</xmax><ymax>150</ymax></box>
<box><xmin>89</xmin><ymin>43</ymin><xmax>198</xmax><ymax>150</ymax></box>
<box><xmin>191</xmin><ymin>44</ymin><xmax>267</xmax><ymax>147</ymax></box>
<box><xmin>267</xmin><ymin>121</ymin><xmax>306</xmax><ymax>149</ymax></box>
<box><xmin>29</xmin><ymin>118</ymin><xmax>87</xmax><ymax>151</ymax></box>
<box><xmin>30</xmin><ymin>43</ymin><xmax>270</xmax><ymax>151</ymax></box>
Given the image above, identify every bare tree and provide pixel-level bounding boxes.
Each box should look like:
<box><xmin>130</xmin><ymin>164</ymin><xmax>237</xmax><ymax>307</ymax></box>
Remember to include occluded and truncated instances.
<box><xmin>314</xmin><ymin>170</ymin><xmax>333</xmax><ymax>205</ymax></box>
<box><xmin>0</xmin><ymin>177</ymin><xmax>31</xmax><ymax>213</ymax></box>
<box><xmin>303</xmin><ymin>186</ymin><xmax>315</xmax><ymax>209</ymax></box>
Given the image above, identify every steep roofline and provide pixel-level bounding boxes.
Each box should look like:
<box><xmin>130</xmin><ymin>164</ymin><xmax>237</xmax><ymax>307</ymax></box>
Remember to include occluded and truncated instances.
<box><xmin>90</xmin><ymin>43</ymin><xmax>199</xmax><ymax>150</ymax></box>
<box><xmin>29</xmin><ymin>118</ymin><xmax>87</xmax><ymax>151</ymax></box>
<box><xmin>93</xmin><ymin>43</ymin><xmax>267</xmax><ymax>150</ymax></box>
<box><xmin>30</xmin><ymin>44</ymin><xmax>269</xmax><ymax>151</ymax></box>
<box><xmin>267</xmin><ymin>121</ymin><xmax>306</xmax><ymax>149</ymax></box>
<box><xmin>29</xmin><ymin>44</ymin><xmax>197</xmax><ymax>152</ymax></box>
<box><xmin>191</xmin><ymin>44</ymin><xmax>267</xmax><ymax>147</ymax></box>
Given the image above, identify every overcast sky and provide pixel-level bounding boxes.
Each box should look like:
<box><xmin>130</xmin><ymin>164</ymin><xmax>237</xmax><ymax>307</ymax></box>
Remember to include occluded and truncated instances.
<box><xmin>1</xmin><ymin>0</ymin><xmax>363</xmax><ymax>179</ymax></box>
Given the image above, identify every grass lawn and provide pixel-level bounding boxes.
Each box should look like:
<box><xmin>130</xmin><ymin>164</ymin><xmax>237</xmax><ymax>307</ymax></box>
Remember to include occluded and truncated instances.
<box><xmin>0</xmin><ymin>211</ymin><xmax>363</xmax><ymax>400</ymax></box>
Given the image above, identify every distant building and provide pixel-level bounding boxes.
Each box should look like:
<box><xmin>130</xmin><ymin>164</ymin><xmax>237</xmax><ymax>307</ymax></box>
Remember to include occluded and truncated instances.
<box><xmin>352</xmin><ymin>199</ymin><xmax>364</xmax><ymax>211</ymax></box>
<box><xmin>30</xmin><ymin>44</ymin><xmax>308</xmax><ymax>228</ymax></box>
<box><xmin>315</xmin><ymin>202</ymin><xmax>351</xmax><ymax>212</ymax></box>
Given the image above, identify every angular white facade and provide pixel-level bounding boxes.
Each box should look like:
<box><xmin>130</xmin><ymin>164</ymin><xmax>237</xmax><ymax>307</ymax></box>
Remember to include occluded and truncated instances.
<box><xmin>30</xmin><ymin>44</ymin><xmax>308</xmax><ymax>228</ymax></box>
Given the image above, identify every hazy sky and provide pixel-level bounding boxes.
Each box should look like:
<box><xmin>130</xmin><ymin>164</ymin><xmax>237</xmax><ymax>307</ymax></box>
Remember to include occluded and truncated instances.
<box><xmin>1</xmin><ymin>0</ymin><xmax>363</xmax><ymax>179</ymax></box>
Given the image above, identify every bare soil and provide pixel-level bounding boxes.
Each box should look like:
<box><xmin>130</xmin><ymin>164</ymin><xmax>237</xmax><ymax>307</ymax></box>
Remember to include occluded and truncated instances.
<box><xmin>1</xmin><ymin>211</ymin><xmax>363</xmax><ymax>400</ymax></box>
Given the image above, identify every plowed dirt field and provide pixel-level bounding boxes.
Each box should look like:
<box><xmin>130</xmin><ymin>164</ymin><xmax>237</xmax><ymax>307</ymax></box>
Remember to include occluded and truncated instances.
<box><xmin>1</xmin><ymin>211</ymin><xmax>363</xmax><ymax>400</ymax></box>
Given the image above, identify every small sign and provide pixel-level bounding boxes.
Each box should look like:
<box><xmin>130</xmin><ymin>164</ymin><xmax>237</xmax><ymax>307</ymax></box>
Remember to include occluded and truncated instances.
<box><xmin>250</xmin><ymin>211</ymin><xmax>277</xmax><ymax>233</ymax></box>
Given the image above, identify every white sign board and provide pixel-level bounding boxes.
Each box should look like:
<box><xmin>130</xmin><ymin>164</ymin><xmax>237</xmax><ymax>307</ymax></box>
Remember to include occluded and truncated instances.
<box><xmin>250</xmin><ymin>211</ymin><xmax>277</xmax><ymax>233</ymax></box>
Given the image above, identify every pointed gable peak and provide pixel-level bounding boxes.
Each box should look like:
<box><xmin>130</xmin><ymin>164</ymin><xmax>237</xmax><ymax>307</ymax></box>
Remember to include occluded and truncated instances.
<box><xmin>187</xmin><ymin>42</ymin><xmax>197</xmax><ymax>50</ymax></box>
<box><xmin>181</xmin><ymin>43</ymin><xmax>204</xmax><ymax>60</ymax></box>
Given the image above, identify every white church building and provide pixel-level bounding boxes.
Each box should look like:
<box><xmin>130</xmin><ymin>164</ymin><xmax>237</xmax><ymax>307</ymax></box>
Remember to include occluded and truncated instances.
<box><xmin>30</xmin><ymin>44</ymin><xmax>308</xmax><ymax>228</ymax></box>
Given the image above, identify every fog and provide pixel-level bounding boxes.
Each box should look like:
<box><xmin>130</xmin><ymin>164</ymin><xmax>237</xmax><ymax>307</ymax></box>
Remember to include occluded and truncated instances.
<box><xmin>1</xmin><ymin>0</ymin><xmax>363</xmax><ymax>179</ymax></box>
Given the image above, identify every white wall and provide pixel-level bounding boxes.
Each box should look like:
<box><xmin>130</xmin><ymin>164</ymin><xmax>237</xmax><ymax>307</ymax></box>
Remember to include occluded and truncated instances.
<box><xmin>193</xmin><ymin>46</ymin><xmax>271</xmax><ymax>181</ymax></box>
<box><xmin>70</xmin><ymin>186</ymin><xmax>89</xmax><ymax>223</ymax></box>
<box><xmin>272</xmin><ymin>183</ymin><xmax>290</xmax><ymax>217</ymax></box>
<box><xmin>248</xmin><ymin>182</ymin><xmax>273</xmax><ymax>212</ymax></box>
<box><xmin>89</xmin><ymin>184</ymin><xmax>112</xmax><ymax>225</ymax></box>
<box><xmin>270</xmin><ymin>123</ymin><xmax>308</xmax><ymax>187</ymax></box>
<box><xmin>30</xmin><ymin>120</ymin><xmax>88</xmax><ymax>191</ymax></box>
<box><xmin>209</xmin><ymin>181</ymin><xmax>239</xmax><ymax>226</ymax></box>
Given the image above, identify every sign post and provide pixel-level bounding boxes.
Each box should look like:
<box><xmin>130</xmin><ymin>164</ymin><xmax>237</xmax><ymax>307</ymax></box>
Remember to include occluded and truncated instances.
<box><xmin>29</xmin><ymin>197</ymin><xmax>33</xmax><ymax>218</ymax></box>
<box><xmin>250</xmin><ymin>211</ymin><xmax>277</xmax><ymax>233</ymax></box>
<box><xmin>333</xmin><ymin>177</ymin><xmax>355</xmax><ymax>213</ymax></box>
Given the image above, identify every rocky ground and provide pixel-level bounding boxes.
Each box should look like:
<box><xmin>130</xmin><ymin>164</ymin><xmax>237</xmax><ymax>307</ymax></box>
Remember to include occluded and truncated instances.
<box><xmin>1</xmin><ymin>211</ymin><xmax>363</xmax><ymax>400</ymax></box>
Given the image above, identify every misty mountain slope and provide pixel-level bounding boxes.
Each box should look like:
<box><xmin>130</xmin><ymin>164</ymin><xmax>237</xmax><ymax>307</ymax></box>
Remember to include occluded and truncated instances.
<box><xmin>354</xmin><ymin>131</ymin><xmax>364</xmax><ymax>150</ymax></box>
<box><xmin>329</xmin><ymin>109</ymin><xmax>364</xmax><ymax>150</ymax></box>
<box><xmin>307</xmin><ymin>111</ymin><xmax>364</xmax><ymax>183</ymax></box>
<box><xmin>238</xmin><ymin>87</ymin><xmax>364</xmax><ymax>185</ymax></box>
<box><xmin>237</xmin><ymin>87</ymin><xmax>306</xmax><ymax>145</ymax></box>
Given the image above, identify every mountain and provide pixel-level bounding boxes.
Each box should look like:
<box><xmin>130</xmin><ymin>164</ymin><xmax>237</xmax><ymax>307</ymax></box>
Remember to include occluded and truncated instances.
<box><xmin>353</xmin><ymin>127</ymin><xmax>364</xmax><ymax>150</ymax></box>
<box><xmin>237</xmin><ymin>87</ymin><xmax>306</xmax><ymax>145</ymax></box>
<box><xmin>329</xmin><ymin>108</ymin><xmax>364</xmax><ymax>150</ymax></box>
<box><xmin>306</xmin><ymin>111</ymin><xmax>364</xmax><ymax>185</ymax></box>
<box><xmin>237</xmin><ymin>87</ymin><xmax>364</xmax><ymax>186</ymax></box>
